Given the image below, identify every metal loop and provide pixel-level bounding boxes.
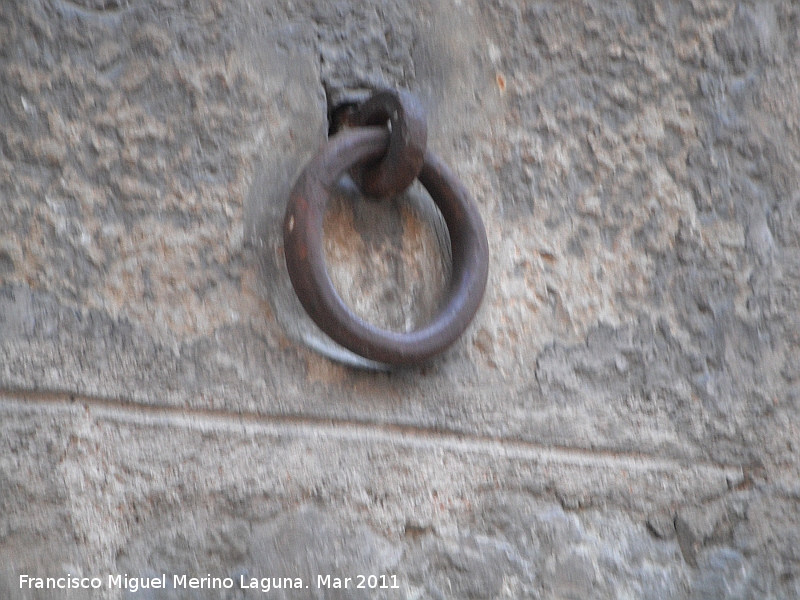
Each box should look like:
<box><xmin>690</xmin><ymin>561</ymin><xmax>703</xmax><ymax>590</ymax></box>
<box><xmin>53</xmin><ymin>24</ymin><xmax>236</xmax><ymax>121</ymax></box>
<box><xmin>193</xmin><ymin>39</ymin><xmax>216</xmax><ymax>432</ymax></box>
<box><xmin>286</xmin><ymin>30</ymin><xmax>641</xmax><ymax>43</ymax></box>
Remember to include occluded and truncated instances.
<box><xmin>349</xmin><ymin>89</ymin><xmax>427</xmax><ymax>198</ymax></box>
<box><xmin>283</xmin><ymin>125</ymin><xmax>489</xmax><ymax>366</ymax></box>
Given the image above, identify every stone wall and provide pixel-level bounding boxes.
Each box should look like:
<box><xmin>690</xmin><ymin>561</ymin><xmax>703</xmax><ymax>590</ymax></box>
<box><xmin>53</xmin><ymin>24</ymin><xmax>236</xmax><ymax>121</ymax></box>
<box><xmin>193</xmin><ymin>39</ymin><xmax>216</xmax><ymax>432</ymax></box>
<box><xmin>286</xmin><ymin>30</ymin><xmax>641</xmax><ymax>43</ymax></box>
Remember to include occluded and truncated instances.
<box><xmin>1</xmin><ymin>0</ymin><xmax>799</xmax><ymax>598</ymax></box>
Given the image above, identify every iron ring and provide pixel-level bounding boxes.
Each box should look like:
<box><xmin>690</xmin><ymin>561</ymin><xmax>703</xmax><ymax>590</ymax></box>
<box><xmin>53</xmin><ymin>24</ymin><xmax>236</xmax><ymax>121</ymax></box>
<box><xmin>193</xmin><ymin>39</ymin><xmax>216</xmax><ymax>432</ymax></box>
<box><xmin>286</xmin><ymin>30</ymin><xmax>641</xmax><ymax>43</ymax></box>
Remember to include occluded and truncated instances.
<box><xmin>283</xmin><ymin>126</ymin><xmax>489</xmax><ymax>366</ymax></box>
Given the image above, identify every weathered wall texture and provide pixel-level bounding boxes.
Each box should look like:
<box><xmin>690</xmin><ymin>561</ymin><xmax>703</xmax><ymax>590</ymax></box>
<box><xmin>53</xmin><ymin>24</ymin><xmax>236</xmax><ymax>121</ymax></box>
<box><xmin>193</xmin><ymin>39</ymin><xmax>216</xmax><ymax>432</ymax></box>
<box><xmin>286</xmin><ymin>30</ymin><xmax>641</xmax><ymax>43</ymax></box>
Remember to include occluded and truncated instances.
<box><xmin>2</xmin><ymin>0</ymin><xmax>800</xmax><ymax>597</ymax></box>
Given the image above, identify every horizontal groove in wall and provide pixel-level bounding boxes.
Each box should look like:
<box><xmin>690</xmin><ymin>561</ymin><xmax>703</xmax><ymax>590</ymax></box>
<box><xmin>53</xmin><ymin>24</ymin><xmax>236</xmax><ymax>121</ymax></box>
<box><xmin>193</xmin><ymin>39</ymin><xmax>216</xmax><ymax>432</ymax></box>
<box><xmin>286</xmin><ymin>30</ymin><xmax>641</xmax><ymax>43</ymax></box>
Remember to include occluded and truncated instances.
<box><xmin>0</xmin><ymin>389</ymin><xmax>742</xmax><ymax>478</ymax></box>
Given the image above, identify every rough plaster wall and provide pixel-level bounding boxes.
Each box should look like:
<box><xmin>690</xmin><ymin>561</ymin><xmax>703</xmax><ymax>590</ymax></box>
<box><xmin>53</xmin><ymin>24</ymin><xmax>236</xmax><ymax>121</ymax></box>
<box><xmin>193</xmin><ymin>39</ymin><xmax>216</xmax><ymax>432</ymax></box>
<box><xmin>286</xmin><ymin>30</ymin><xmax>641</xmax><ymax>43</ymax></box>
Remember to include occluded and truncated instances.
<box><xmin>1</xmin><ymin>0</ymin><xmax>799</xmax><ymax>598</ymax></box>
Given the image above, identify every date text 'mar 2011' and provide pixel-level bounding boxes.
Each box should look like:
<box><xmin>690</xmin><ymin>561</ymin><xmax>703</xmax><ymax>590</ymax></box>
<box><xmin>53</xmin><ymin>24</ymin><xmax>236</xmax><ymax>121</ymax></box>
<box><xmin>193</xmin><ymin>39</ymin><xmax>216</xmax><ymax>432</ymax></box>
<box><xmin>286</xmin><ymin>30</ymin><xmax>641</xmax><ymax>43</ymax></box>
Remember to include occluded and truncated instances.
<box><xmin>317</xmin><ymin>574</ymin><xmax>399</xmax><ymax>589</ymax></box>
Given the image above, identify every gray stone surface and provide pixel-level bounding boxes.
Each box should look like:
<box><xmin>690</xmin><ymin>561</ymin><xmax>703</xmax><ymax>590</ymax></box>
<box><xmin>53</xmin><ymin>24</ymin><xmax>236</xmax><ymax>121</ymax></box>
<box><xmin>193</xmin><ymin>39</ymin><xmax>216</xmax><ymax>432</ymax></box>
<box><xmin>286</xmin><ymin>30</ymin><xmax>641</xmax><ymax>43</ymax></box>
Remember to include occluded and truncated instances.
<box><xmin>2</xmin><ymin>0</ymin><xmax>800</xmax><ymax>598</ymax></box>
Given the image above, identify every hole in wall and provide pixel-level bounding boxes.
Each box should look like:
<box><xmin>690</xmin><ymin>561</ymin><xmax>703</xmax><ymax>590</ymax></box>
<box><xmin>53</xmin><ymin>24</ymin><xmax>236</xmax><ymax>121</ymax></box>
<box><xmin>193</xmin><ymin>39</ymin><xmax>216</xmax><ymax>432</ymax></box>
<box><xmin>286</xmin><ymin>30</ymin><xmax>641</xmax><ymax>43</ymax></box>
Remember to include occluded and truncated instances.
<box><xmin>327</xmin><ymin>103</ymin><xmax>358</xmax><ymax>137</ymax></box>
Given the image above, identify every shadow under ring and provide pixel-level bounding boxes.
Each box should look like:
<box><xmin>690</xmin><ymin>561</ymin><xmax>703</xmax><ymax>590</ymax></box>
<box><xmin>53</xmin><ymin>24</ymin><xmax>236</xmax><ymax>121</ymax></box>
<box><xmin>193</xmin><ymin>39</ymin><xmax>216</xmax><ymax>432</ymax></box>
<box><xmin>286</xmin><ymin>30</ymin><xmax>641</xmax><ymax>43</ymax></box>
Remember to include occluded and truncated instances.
<box><xmin>283</xmin><ymin>126</ymin><xmax>489</xmax><ymax>366</ymax></box>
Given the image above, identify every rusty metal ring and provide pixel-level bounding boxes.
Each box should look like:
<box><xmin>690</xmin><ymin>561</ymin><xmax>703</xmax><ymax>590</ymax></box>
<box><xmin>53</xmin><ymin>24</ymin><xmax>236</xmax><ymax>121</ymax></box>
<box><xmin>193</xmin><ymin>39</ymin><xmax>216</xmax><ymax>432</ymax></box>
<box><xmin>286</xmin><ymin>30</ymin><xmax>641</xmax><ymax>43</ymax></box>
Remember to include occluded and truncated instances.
<box><xmin>349</xmin><ymin>89</ymin><xmax>427</xmax><ymax>198</ymax></box>
<box><xmin>283</xmin><ymin>126</ymin><xmax>489</xmax><ymax>366</ymax></box>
